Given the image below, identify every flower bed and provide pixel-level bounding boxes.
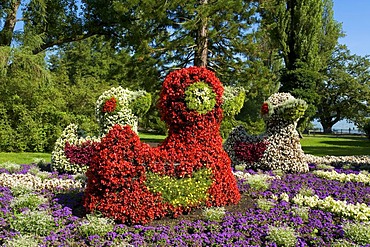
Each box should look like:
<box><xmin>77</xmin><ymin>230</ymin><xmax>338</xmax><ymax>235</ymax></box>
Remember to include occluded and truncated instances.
<box><xmin>1</xmin><ymin>161</ymin><xmax>370</xmax><ymax>246</ymax></box>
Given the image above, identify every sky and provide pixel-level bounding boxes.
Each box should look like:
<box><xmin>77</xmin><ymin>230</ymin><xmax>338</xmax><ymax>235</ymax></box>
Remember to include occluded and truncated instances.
<box><xmin>333</xmin><ymin>0</ymin><xmax>370</xmax><ymax>57</ymax></box>
<box><xmin>314</xmin><ymin>0</ymin><xmax>370</xmax><ymax>130</ymax></box>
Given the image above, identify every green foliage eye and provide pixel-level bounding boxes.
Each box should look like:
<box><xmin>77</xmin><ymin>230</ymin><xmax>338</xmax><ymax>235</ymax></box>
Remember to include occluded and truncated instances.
<box><xmin>185</xmin><ymin>82</ymin><xmax>216</xmax><ymax>114</ymax></box>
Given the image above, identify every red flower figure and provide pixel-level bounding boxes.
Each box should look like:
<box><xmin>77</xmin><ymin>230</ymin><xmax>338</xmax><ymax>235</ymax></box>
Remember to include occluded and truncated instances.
<box><xmin>102</xmin><ymin>97</ymin><xmax>117</xmax><ymax>113</ymax></box>
<box><xmin>261</xmin><ymin>102</ymin><xmax>269</xmax><ymax>115</ymax></box>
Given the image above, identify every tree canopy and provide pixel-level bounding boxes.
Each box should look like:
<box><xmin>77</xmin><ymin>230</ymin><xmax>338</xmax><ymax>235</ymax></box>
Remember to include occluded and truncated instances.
<box><xmin>317</xmin><ymin>45</ymin><xmax>370</xmax><ymax>133</ymax></box>
<box><xmin>0</xmin><ymin>0</ymin><xmax>369</xmax><ymax>151</ymax></box>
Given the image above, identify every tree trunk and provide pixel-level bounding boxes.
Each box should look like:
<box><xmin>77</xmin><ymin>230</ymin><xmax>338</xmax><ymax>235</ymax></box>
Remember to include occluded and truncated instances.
<box><xmin>0</xmin><ymin>0</ymin><xmax>21</xmax><ymax>46</ymax></box>
<box><xmin>321</xmin><ymin>122</ymin><xmax>334</xmax><ymax>134</ymax></box>
<box><xmin>194</xmin><ymin>0</ymin><xmax>208</xmax><ymax>67</ymax></box>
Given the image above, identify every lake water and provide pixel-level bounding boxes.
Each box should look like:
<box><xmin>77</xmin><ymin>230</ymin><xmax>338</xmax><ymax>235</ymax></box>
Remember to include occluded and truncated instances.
<box><xmin>312</xmin><ymin>119</ymin><xmax>363</xmax><ymax>134</ymax></box>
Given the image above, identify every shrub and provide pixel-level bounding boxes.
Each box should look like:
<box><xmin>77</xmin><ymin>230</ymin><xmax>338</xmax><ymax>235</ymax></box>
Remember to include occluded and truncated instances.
<box><xmin>245</xmin><ymin>174</ymin><xmax>271</xmax><ymax>191</ymax></box>
<box><xmin>343</xmin><ymin>221</ymin><xmax>370</xmax><ymax>245</ymax></box>
<box><xmin>78</xmin><ymin>214</ymin><xmax>115</xmax><ymax>237</ymax></box>
<box><xmin>9</xmin><ymin>210</ymin><xmax>57</xmax><ymax>236</ymax></box>
<box><xmin>10</xmin><ymin>193</ymin><xmax>48</xmax><ymax>212</ymax></box>
<box><xmin>257</xmin><ymin>198</ymin><xmax>275</xmax><ymax>212</ymax></box>
<box><xmin>220</xmin><ymin>86</ymin><xmax>246</xmax><ymax>139</ymax></box>
<box><xmin>0</xmin><ymin>162</ymin><xmax>22</xmax><ymax>173</ymax></box>
<box><xmin>10</xmin><ymin>185</ymin><xmax>33</xmax><ymax>197</ymax></box>
<box><xmin>3</xmin><ymin>234</ymin><xmax>40</xmax><ymax>247</ymax></box>
<box><xmin>267</xmin><ymin>225</ymin><xmax>298</xmax><ymax>247</ymax></box>
<box><xmin>291</xmin><ymin>206</ymin><xmax>310</xmax><ymax>222</ymax></box>
<box><xmin>222</xmin><ymin>86</ymin><xmax>246</xmax><ymax>117</ymax></box>
<box><xmin>331</xmin><ymin>239</ymin><xmax>358</xmax><ymax>247</ymax></box>
<box><xmin>128</xmin><ymin>91</ymin><xmax>152</xmax><ymax>117</ymax></box>
<box><xmin>202</xmin><ymin>207</ymin><xmax>226</xmax><ymax>222</ymax></box>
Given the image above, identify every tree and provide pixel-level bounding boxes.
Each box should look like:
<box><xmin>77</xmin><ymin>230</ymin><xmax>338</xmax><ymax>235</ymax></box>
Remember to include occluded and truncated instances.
<box><xmin>259</xmin><ymin>0</ymin><xmax>342</xmax><ymax>127</ymax></box>
<box><xmin>0</xmin><ymin>46</ymin><xmax>72</xmax><ymax>152</ymax></box>
<box><xmin>316</xmin><ymin>45</ymin><xmax>370</xmax><ymax>133</ymax></box>
<box><xmin>1</xmin><ymin>0</ymin><xmax>157</xmax><ymax>54</ymax></box>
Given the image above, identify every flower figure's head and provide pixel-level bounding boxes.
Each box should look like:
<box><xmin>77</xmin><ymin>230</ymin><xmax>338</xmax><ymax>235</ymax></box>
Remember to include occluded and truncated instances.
<box><xmin>159</xmin><ymin>67</ymin><xmax>224</xmax><ymax>128</ymax></box>
<box><xmin>96</xmin><ymin>87</ymin><xmax>151</xmax><ymax>133</ymax></box>
<box><xmin>262</xmin><ymin>92</ymin><xmax>307</xmax><ymax>123</ymax></box>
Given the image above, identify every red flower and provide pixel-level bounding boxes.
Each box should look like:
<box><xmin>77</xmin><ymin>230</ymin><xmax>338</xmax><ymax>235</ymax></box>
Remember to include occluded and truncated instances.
<box><xmin>102</xmin><ymin>97</ymin><xmax>117</xmax><ymax>113</ymax></box>
<box><xmin>261</xmin><ymin>102</ymin><xmax>269</xmax><ymax>115</ymax></box>
<box><xmin>234</xmin><ymin>141</ymin><xmax>269</xmax><ymax>163</ymax></box>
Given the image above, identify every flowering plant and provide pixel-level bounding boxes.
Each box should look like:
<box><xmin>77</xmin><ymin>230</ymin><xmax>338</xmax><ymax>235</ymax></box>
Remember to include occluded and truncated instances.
<box><xmin>225</xmin><ymin>92</ymin><xmax>309</xmax><ymax>173</ymax></box>
<box><xmin>81</xmin><ymin>67</ymin><xmax>240</xmax><ymax>224</ymax></box>
<box><xmin>261</xmin><ymin>102</ymin><xmax>269</xmax><ymax>115</ymax></box>
<box><xmin>102</xmin><ymin>97</ymin><xmax>118</xmax><ymax>113</ymax></box>
<box><xmin>96</xmin><ymin>86</ymin><xmax>151</xmax><ymax>133</ymax></box>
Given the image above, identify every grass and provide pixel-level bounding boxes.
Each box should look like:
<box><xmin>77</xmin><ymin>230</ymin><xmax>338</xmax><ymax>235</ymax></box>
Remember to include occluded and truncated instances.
<box><xmin>0</xmin><ymin>134</ymin><xmax>368</xmax><ymax>165</ymax></box>
<box><xmin>0</xmin><ymin>152</ymin><xmax>51</xmax><ymax>164</ymax></box>
<box><xmin>138</xmin><ymin>132</ymin><xmax>166</xmax><ymax>143</ymax></box>
<box><xmin>300</xmin><ymin>134</ymin><xmax>370</xmax><ymax>156</ymax></box>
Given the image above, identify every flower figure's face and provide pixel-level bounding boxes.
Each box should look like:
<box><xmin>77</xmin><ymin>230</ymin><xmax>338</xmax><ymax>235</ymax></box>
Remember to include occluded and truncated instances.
<box><xmin>159</xmin><ymin>67</ymin><xmax>224</xmax><ymax>127</ymax></box>
<box><xmin>185</xmin><ymin>82</ymin><xmax>216</xmax><ymax>114</ymax></box>
<box><xmin>102</xmin><ymin>97</ymin><xmax>117</xmax><ymax>113</ymax></box>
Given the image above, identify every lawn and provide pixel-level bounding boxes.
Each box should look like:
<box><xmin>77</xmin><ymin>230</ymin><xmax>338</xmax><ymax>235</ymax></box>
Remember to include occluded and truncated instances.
<box><xmin>1</xmin><ymin>134</ymin><xmax>368</xmax><ymax>165</ymax></box>
<box><xmin>0</xmin><ymin>134</ymin><xmax>370</xmax><ymax>245</ymax></box>
<box><xmin>0</xmin><ymin>132</ymin><xmax>167</xmax><ymax>165</ymax></box>
<box><xmin>300</xmin><ymin>134</ymin><xmax>370</xmax><ymax>156</ymax></box>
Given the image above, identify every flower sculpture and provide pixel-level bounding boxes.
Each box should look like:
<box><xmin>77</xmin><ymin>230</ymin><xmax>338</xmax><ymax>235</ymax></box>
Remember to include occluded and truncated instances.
<box><xmin>51</xmin><ymin>87</ymin><xmax>151</xmax><ymax>174</ymax></box>
<box><xmin>70</xmin><ymin>67</ymin><xmax>240</xmax><ymax>224</ymax></box>
<box><xmin>96</xmin><ymin>86</ymin><xmax>151</xmax><ymax>134</ymax></box>
<box><xmin>224</xmin><ymin>92</ymin><xmax>309</xmax><ymax>173</ymax></box>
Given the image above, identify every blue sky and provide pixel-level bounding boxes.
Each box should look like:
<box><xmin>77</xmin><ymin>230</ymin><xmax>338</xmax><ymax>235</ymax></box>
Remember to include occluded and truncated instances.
<box><xmin>333</xmin><ymin>0</ymin><xmax>370</xmax><ymax>57</ymax></box>
<box><xmin>314</xmin><ymin>1</ymin><xmax>370</xmax><ymax>130</ymax></box>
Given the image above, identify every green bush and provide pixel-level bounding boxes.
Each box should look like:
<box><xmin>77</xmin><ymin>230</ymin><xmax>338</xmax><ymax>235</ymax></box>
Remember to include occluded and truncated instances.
<box><xmin>3</xmin><ymin>234</ymin><xmax>40</xmax><ymax>247</ymax></box>
<box><xmin>202</xmin><ymin>207</ymin><xmax>226</xmax><ymax>222</ymax></box>
<box><xmin>257</xmin><ymin>198</ymin><xmax>275</xmax><ymax>212</ymax></box>
<box><xmin>291</xmin><ymin>206</ymin><xmax>310</xmax><ymax>222</ymax></box>
<box><xmin>343</xmin><ymin>221</ymin><xmax>370</xmax><ymax>245</ymax></box>
<box><xmin>0</xmin><ymin>162</ymin><xmax>22</xmax><ymax>173</ymax></box>
<box><xmin>9</xmin><ymin>210</ymin><xmax>57</xmax><ymax>236</ymax></box>
<box><xmin>220</xmin><ymin>86</ymin><xmax>246</xmax><ymax>138</ymax></box>
<box><xmin>267</xmin><ymin>225</ymin><xmax>298</xmax><ymax>247</ymax></box>
<box><xmin>10</xmin><ymin>194</ymin><xmax>48</xmax><ymax>212</ymax></box>
<box><xmin>222</xmin><ymin>86</ymin><xmax>246</xmax><ymax>117</ymax></box>
<box><xmin>128</xmin><ymin>92</ymin><xmax>152</xmax><ymax>117</ymax></box>
<box><xmin>78</xmin><ymin>214</ymin><xmax>115</xmax><ymax>237</ymax></box>
<box><xmin>244</xmin><ymin>174</ymin><xmax>271</xmax><ymax>191</ymax></box>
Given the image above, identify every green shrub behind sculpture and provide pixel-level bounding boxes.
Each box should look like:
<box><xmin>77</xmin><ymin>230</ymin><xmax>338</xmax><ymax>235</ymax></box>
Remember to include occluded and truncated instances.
<box><xmin>220</xmin><ymin>86</ymin><xmax>246</xmax><ymax>138</ymax></box>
